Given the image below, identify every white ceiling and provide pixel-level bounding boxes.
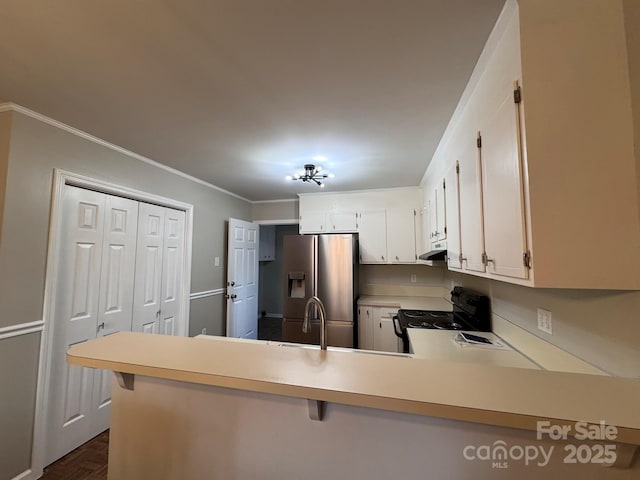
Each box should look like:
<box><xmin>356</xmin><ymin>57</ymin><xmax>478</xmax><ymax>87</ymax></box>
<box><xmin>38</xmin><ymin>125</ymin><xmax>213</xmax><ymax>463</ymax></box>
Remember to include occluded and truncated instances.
<box><xmin>0</xmin><ymin>0</ymin><xmax>505</xmax><ymax>201</ymax></box>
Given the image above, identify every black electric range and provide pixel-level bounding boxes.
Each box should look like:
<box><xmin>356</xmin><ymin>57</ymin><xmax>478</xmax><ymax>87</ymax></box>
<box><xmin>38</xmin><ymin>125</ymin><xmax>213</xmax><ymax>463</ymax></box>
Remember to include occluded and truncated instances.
<box><xmin>392</xmin><ymin>287</ymin><xmax>491</xmax><ymax>353</ymax></box>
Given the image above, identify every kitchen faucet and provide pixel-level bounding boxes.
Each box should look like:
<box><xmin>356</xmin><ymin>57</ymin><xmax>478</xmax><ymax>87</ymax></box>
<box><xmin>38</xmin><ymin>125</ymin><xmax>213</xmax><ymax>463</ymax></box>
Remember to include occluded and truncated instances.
<box><xmin>302</xmin><ymin>296</ymin><xmax>327</xmax><ymax>350</ymax></box>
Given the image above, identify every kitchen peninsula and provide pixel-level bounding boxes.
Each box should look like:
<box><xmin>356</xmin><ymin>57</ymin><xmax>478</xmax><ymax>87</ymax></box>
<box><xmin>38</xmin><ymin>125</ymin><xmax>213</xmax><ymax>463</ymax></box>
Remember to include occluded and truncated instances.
<box><xmin>68</xmin><ymin>332</ymin><xmax>640</xmax><ymax>479</ymax></box>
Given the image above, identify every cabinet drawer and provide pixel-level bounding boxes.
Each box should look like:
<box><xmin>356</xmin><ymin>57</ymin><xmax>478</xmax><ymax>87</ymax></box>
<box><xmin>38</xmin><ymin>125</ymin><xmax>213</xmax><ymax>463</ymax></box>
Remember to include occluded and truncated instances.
<box><xmin>376</xmin><ymin>307</ymin><xmax>400</xmax><ymax>318</ymax></box>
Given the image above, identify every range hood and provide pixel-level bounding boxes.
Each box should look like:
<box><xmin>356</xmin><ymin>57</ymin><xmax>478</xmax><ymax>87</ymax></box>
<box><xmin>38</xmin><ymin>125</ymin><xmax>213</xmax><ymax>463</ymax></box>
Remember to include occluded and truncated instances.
<box><xmin>418</xmin><ymin>240</ymin><xmax>447</xmax><ymax>262</ymax></box>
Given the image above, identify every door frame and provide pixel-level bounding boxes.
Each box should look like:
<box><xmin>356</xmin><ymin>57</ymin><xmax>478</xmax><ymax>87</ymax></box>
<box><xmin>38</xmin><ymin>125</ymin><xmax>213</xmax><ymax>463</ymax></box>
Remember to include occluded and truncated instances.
<box><xmin>31</xmin><ymin>169</ymin><xmax>194</xmax><ymax>477</ymax></box>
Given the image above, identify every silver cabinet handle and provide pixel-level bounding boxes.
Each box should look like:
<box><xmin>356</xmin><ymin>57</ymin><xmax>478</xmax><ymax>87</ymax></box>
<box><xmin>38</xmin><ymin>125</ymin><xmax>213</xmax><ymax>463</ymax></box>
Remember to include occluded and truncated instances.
<box><xmin>97</xmin><ymin>322</ymin><xmax>105</xmax><ymax>330</ymax></box>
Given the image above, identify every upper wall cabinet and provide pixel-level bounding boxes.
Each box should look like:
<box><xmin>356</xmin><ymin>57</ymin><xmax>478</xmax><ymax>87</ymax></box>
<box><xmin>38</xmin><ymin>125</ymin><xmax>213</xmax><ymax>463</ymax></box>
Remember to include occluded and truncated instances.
<box><xmin>298</xmin><ymin>189</ymin><xmax>422</xmax><ymax>265</ymax></box>
<box><xmin>423</xmin><ymin>0</ymin><xmax>640</xmax><ymax>289</ymax></box>
<box><xmin>428</xmin><ymin>181</ymin><xmax>446</xmax><ymax>244</ymax></box>
<box><xmin>259</xmin><ymin>225</ymin><xmax>276</xmax><ymax>261</ymax></box>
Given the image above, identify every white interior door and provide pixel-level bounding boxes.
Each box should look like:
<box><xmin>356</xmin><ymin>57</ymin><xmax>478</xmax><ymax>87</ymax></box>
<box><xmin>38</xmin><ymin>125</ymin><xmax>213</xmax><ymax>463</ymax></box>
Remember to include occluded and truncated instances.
<box><xmin>226</xmin><ymin>218</ymin><xmax>259</xmax><ymax>339</ymax></box>
<box><xmin>46</xmin><ymin>185</ymin><xmax>106</xmax><ymax>465</ymax></box>
<box><xmin>159</xmin><ymin>208</ymin><xmax>186</xmax><ymax>335</ymax></box>
<box><xmin>91</xmin><ymin>194</ymin><xmax>139</xmax><ymax>433</ymax></box>
<box><xmin>132</xmin><ymin>203</ymin><xmax>165</xmax><ymax>334</ymax></box>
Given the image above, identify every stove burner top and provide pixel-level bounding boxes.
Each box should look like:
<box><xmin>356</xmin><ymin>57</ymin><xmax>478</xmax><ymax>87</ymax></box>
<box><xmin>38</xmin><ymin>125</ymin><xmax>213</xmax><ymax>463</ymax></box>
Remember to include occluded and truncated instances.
<box><xmin>407</xmin><ymin>321</ymin><xmax>436</xmax><ymax>329</ymax></box>
<box><xmin>433</xmin><ymin>321</ymin><xmax>464</xmax><ymax>330</ymax></box>
<box><xmin>402</xmin><ymin>310</ymin><xmax>429</xmax><ymax>318</ymax></box>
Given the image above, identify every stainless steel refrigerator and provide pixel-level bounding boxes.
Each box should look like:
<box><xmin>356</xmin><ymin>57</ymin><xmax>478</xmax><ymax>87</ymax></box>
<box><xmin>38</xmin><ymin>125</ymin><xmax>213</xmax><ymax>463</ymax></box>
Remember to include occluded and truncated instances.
<box><xmin>282</xmin><ymin>234</ymin><xmax>358</xmax><ymax>348</ymax></box>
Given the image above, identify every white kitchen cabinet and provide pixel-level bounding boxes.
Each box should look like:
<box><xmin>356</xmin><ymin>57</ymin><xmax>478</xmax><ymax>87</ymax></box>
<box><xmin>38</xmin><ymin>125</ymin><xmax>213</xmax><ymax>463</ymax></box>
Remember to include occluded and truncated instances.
<box><xmin>357</xmin><ymin>209</ymin><xmax>387</xmax><ymax>263</ymax></box>
<box><xmin>328</xmin><ymin>211</ymin><xmax>358</xmax><ymax>232</ymax></box>
<box><xmin>298</xmin><ymin>210</ymin><xmax>326</xmax><ymax>234</ymax></box>
<box><xmin>357</xmin><ymin>305</ymin><xmax>374</xmax><ymax>350</ymax></box>
<box><xmin>387</xmin><ymin>207</ymin><xmax>417</xmax><ymax>263</ymax></box>
<box><xmin>480</xmin><ymin>85</ymin><xmax>528</xmax><ymax>280</ymax></box>
<box><xmin>299</xmin><ymin>210</ymin><xmax>357</xmax><ymax>234</ymax></box>
<box><xmin>358</xmin><ymin>305</ymin><xmax>401</xmax><ymax>353</ymax></box>
<box><xmin>259</xmin><ymin>225</ymin><xmax>275</xmax><ymax>261</ymax></box>
<box><xmin>373</xmin><ymin>307</ymin><xmax>402</xmax><ymax>353</ymax></box>
<box><xmin>423</xmin><ymin>1</ymin><xmax>640</xmax><ymax>289</ymax></box>
<box><xmin>443</xmin><ymin>163</ymin><xmax>462</xmax><ymax>269</ymax></box>
<box><xmin>457</xmin><ymin>135</ymin><xmax>486</xmax><ymax>273</ymax></box>
<box><xmin>358</xmin><ymin>208</ymin><xmax>417</xmax><ymax>264</ymax></box>
<box><xmin>428</xmin><ymin>182</ymin><xmax>446</xmax><ymax>243</ymax></box>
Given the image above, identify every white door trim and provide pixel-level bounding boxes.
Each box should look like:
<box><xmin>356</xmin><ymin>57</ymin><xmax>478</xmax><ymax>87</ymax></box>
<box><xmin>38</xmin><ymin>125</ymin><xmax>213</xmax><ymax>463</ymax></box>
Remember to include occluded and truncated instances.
<box><xmin>30</xmin><ymin>168</ymin><xmax>194</xmax><ymax>478</ymax></box>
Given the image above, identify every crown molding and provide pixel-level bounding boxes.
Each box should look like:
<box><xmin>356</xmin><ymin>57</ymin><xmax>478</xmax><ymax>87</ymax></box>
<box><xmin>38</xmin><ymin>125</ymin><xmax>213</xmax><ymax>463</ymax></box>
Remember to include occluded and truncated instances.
<box><xmin>0</xmin><ymin>102</ymin><xmax>252</xmax><ymax>203</ymax></box>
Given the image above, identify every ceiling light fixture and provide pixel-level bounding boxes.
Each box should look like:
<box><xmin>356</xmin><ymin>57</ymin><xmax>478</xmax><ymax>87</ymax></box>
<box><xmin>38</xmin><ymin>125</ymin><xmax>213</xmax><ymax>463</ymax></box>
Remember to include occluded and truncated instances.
<box><xmin>285</xmin><ymin>164</ymin><xmax>334</xmax><ymax>188</ymax></box>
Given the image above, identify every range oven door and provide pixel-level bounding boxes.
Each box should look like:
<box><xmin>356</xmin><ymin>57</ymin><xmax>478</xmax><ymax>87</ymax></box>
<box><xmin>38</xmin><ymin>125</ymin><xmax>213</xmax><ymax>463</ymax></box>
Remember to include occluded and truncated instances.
<box><xmin>392</xmin><ymin>316</ymin><xmax>410</xmax><ymax>353</ymax></box>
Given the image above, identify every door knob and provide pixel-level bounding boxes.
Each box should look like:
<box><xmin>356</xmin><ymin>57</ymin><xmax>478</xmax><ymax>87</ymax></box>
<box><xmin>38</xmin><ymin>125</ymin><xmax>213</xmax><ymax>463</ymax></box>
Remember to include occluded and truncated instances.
<box><xmin>227</xmin><ymin>281</ymin><xmax>235</xmax><ymax>287</ymax></box>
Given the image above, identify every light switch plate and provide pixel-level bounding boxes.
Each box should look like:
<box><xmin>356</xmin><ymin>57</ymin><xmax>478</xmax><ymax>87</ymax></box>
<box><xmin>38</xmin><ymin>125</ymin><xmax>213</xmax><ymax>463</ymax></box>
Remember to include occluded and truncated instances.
<box><xmin>214</xmin><ymin>256</ymin><xmax>220</xmax><ymax>267</ymax></box>
<box><xmin>410</xmin><ymin>274</ymin><xmax>417</xmax><ymax>283</ymax></box>
<box><xmin>537</xmin><ymin>308</ymin><xmax>553</xmax><ymax>334</ymax></box>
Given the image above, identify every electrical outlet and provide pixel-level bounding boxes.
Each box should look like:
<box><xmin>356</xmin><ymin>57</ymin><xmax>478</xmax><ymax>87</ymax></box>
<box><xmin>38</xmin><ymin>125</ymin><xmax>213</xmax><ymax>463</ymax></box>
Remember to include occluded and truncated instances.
<box><xmin>201</xmin><ymin>327</ymin><xmax>207</xmax><ymax>335</ymax></box>
<box><xmin>410</xmin><ymin>274</ymin><xmax>417</xmax><ymax>283</ymax></box>
<box><xmin>537</xmin><ymin>308</ymin><xmax>553</xmax><ymax>334</ymax></box>
<box><xmin>214</xmin><ymin>256</ymin><xmax>220</xmax><ymax>267</ymax></box>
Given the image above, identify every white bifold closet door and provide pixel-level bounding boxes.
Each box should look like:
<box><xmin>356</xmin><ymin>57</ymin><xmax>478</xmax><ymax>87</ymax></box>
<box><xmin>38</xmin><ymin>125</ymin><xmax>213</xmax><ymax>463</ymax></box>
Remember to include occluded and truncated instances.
<box><xmin>132</xmin><ymin>203</ymin><xmax>185</xmax><ymax>335</ymax></box>
<box><xmin>46</xmin><ymin>185</ymin><xmax>138</xmax><ymax>465</ymax></box>
<box><xmin>46</xmin><ymin>185</ymin><xmax>186</xmax><ymax>466</ymax></box>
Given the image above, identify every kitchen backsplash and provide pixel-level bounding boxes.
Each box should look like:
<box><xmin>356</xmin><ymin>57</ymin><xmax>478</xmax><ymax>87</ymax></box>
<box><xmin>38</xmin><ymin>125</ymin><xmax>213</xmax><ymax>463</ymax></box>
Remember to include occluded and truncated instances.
<box><xmin>360</xmin><ymin>263</ymin><xmax>640</xmax><ymax>378</ymax></box>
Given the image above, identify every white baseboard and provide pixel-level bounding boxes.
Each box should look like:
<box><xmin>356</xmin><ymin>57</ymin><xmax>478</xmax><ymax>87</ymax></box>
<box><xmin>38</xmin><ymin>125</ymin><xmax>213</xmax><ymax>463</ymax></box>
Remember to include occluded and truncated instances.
<box><xmin>12</xmin><ymin>468</ymin><xmax>37</xmax><ymax>480</ymax></box>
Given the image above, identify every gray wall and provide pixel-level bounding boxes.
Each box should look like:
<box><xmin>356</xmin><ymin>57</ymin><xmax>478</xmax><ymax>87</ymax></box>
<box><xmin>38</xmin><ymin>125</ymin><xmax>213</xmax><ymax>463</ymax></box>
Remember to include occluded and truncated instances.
<box><xmin>0</xmin><ymin>112</ymin><xmax>10</xmax><ymax>244</ymax></box>
<box><xmin>624</xmin><ymin>0</ymin><xmax>640</xmax><ymax>225</ymax></box>
<box><xmin>251</xmin><ymin>200</ymin><xmax>298</xmax><ymax>222</ymax></box>
<box><xmin>0</xmin><ymin>333</ymin><xmax>40</xmax><ymax>479</ymax></box>
<box><xmin>0</xmin><ymin>110</ymin><xmax>251</xmax><ymax>478</ymax></box>
<box><xmin>259</xmin><ymin>224</ymin><xmax>299</xmax><ymax>315</ymax></box>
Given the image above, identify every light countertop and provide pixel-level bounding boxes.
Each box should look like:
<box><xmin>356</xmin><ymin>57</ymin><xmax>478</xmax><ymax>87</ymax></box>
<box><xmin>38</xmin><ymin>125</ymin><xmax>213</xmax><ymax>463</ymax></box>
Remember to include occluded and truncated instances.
<box><xmin>408</xmin><ymin>329</ymin><xmax>540</xmax><ymax>369</ymax></box>
<box><xmin>67</xmin><ymin>331</ymin><xmax>640</xmax><ymax>445</ymax></box>
<box><xmin>357</xmin><ymin>295</ymin><xmax>451</xmax><ymax>310</ymax></box>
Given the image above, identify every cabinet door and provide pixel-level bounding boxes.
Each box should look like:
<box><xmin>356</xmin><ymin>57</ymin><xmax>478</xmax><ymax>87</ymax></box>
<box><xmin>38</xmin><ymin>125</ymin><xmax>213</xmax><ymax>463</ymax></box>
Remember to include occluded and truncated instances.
<box><xmin>387</xmin><ymin>207</ymin><xmax>417</xmax><ymax>263</ymax></box>
<box><xmin>444</xmin><ymin>163</ymin><xmax>462</xmax><ymax>269</ymax></box>
<box><xmin>358</xmin><ymin>210</ymin><xmax>387</xmax><ymax>263</ymax></box>
<box><xmin>481</xmin><ymin>87</ymin><xmax>528</xmax><ymax>280</ymax></box>
<box><xmin>259</xmin><ymin>225</ymin><xmax>275</xmax><ymax>261</ymax></box>
<box><xmin>429</xmin><ymin>184</ymin><xmax>447</xmax><ymax>243</ymax></box>
<box><xmin>328</xmin><ymin>211</ymin><xmax>358</xmax><ymax>232</ymax></box>
<box><xmin>429</xmin><ymin>190</ymin><xmax>438</xmax><ymax>242</ymax></box>
<box><xmin>436</xmin><ymin>180</ymin><xmax>447</xmax><ymax>241</ymax></box>
<box><xmin>373</xmin><ymin>308</ymin><xmax>401</xmax><ymax>353</ymax></box>
<box><xmin>419</xmin><ymin>205</ymin><xmax>429</xmax><ymax>256</ymax></box>
<box><xmin>458</xmin><ymin>136</ymin><xmax>486</xmax><ymax>273</ymax></box>
<box><xmin>358</xmin><ymin>305</ymin><xmax>374</xmax><ymax>350</ymax></box>
<box><xmin>299</xmin><ymin>211</ymin><xmax>326</xmax><ymax>234</ymax></box>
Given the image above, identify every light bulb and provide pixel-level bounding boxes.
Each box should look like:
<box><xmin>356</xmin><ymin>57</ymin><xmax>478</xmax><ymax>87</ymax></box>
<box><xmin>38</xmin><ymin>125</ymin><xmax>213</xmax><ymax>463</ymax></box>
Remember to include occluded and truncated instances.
<box><xmin>319</xmin><ymin>182</ymin><xmax>325</xmax><ymax>188</ymax></box>
<box><xmin>328</xmin><ymin>173</ymin><xmax>335</xmax><ymax>178</ymax></box>
<box><xmin>293</xmin><ymin>174</ymin><xmax>300</xmax><ymax>179</ymax></box>
<box><xmin>316</xmin><ymin>165</ymin><xmax>323</xmax><ymax>172</ymax></box>
<box><xmin>285</xmin><ymin>175</ymin><xmax>292</xmax><ymax>181</ymax></box>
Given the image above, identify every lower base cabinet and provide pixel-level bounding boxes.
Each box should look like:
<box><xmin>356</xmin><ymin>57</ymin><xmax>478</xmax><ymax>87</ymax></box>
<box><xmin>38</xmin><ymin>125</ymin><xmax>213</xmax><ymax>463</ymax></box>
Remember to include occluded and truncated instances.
<box><xmin>358</xmin><ymin>305</ymin><xmax>402</xmax><ymax>353</ymax></box>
